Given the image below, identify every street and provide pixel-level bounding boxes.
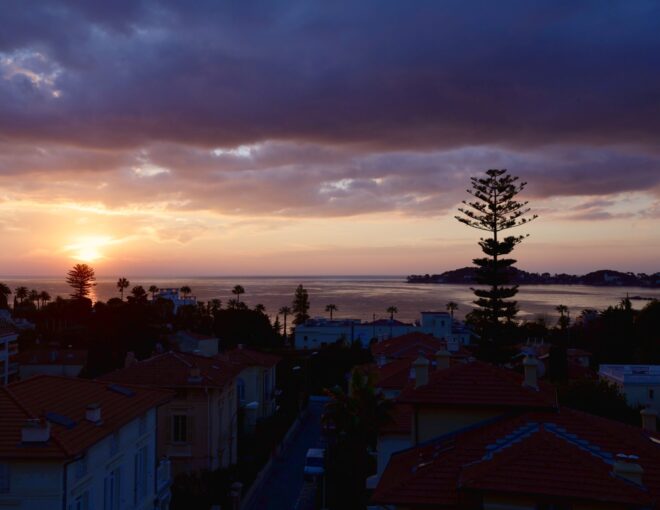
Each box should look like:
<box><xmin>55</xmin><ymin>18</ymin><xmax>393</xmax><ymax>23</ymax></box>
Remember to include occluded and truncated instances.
<box><xmin>245</xmin><ymin>398</ymin><xmax>326</xmax><ymax>510</ymax></box>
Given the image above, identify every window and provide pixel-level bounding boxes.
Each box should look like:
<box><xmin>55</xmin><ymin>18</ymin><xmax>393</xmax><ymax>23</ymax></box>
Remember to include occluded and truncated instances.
<box><xmin>109</xmin><ymin>432</ymin><xmax>119</xmax><ymax>456</ymax></box>
<box><xmin>69</xmin><ymin>492</ymin><xmax>89</xmax><ymax>510</ymax></box>
<box><xmin>237</xmin><ymin>378</ymin><xmax>246</xmax><ymax>402</ymax></box>
<box><xmin>134</xmin><ymin>446</ymin><xmax>148</xmax><ymax>504</ymax></box>
<box><xmin>75</xmin><ymin>455</ymin><xmax>87</xmax><ymax>479</ymax></box>
<box><xmin>172</xmin><ymin>414</ymin><xmax>188</xmax><ymax>443</ymax></box>
<box><xmin>139</xmin><ymin>414</ymin><xmax>147</xmax><ymax>436</ymax></box>
<box><xmin>104</xmin><ymin>467</ymin><xmax>121</xmax><ymax>510</ymax></box>
<box><xmin>0</xmin><ymin>463</ymin><xmax>9</xmax><ymax>494</ymax></box>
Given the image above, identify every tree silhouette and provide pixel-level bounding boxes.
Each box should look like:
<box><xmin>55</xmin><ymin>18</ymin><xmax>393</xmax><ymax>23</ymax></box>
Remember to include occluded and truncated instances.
<box><xmin>116</xmin><ymin>278</ymin><xmax>130</xmax><ymax>301</ymax></box>
<box><xmin>148</xmin><ymin>285</ymin><xmax>159</xmax><ymax>299</ymax></box>
<box><xmin>455</xmin><ymin>168</ymin><xmax>537</xmax><ymax>341</ymax></box>
<box><xmin>38</xmin><ymin>290</ymin><xmax>51</xmax><ymax>309</ymax></box>
<box><xmin>254</xmin><ymin>303</ymin><xmax>266</xmax><ymax>314</ymax></box>
<box><xmin>0</xmin><ymin>283</ymin><xmax>11</xmax><ymax>310</ymax></box>
<box><xmin>232</xmin><ymin>285</ymin><xmax>245</xmax><ymax>303</ymax></box>
<box><xmin>130</xmin><ymin>286</ymin><xmax>148</xmax><ymax>303</ymax></box>
<box><xmin>15</xmin><ymin>286</ymin><xmax>28</xmax><ymax>303</ymax></box>
<box><xmin>386</xmin><ymin>306</ymin><xmax>398</xmax><ymax>321</ymax></box>
<box><xmin>292</xmin><ymin>285</ymin><xmax>310</xmax><ymax>326</ymax></box>
<box><xmin>180</xmin><ymin>286</ymin><xmax>192</xmax><ymax>298</ymax></box>
<box><xmin>446</xmin><ymin>301</ymin><xmax>458</xmax><ymax>319</ymax></box>
<box><xmin>28</xmin><ymin>289</ymin><xmax>39</xmax><ymax>308</ymax></box>
<box><xmin>325</xmin><ymin>304</ymin><xmax>338</xmax><ymax>320</ymax></box>
<box><xmin>556</xmin><ymin>304</ymin><xmax>570</xmax><ymax>330</ymax></box>
<box><xmin>279</xmin><ymin>306</ymin><xmax>292</xmax><ymax>341</ymax></box>
<box><xmin>66</xmin><ymin>264</ymin><xmax>97</xmax><ymax>300</ymax></box>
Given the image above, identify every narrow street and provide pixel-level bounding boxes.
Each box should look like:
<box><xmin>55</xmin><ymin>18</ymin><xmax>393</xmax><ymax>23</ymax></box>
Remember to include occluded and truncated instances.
<box><xmin>245</xmin><ymin>398</ymin><xmax>325</xmax><ymax>510</ymax></box>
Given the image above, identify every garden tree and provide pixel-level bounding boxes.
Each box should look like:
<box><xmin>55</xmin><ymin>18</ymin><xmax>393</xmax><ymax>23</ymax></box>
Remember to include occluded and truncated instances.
<box><xmin>28</xmin><ymin>289</ymin><xmax>39</xmax><ymax>308</ymax></box>
<box><xmin>232</xmin><ymin>285</ymin><xmax>245</xmax><ymax>303</ymax></box>
<box><xmin>66</xmin><ymin>264</ymin><xmax>97</xmax><ymax>300</ymax></box>
<box><xmin>386</xmin><ymin>306</ymin><xmax>398</xmax><ymax>320</ymax></box>
<box><xmin>558</xmin><ymin>379</ymin><xmax>640</xmax><ymax>425</ymax></box>
<box><xmin>323</xmin><ymin>371</ymin><xmax>392</xmax><ymax>508</ymax></box>
<box><xmin>272</xmin><ymin>314</ymin><xmax>282</xmax><ymax>335</ymax></box>
<box><xmin>209</xmin><ymin>299</ymin><xmax>222</xmax><ymax>315</ymax></box>
<box><xmin>15</xmin><ymin>286</ymin><xmax>28</xmax><ymax>304</ymax></box>
<box><xmin>446</xmin><ymin>301</ymin><xmax>458</xmax><ymax>319</ymax></box>
<box><xmin>325</xmin><ymin>303</ymin><xmax>338</xmax><ymax>320</ymax></box>
<box><xmin>292</xmin><ymin>285</ymin><xmax>310</xmax><ymax>326</ymax></box>
<box><xmin>278</xmin><ymin>305</ymin><xmax>292</xmax><ymax>340</ymax></box>
<box><xmin>636</xmin><ymin>300</ymin><xmax>660</xmax><ymax>363</ymax></box>
<box><xmin>455</xmin><ymin>168</ymin><xmax>537</xmax><ymax>342</ymax></box>
<box><xmin>0</xmin><ymin>283</ymin><xmax>10</xmax><ymax>309</ymax></box>
<box><xmin>180</xmin><ymin>285</ymin><xmax>192</xmax><ymax>297</ymax></box>
<box><xmin>212</xmin><ymin>308</ymin><xmax>282</xmax><ymax>349</ymax></box>
<box><xmin>556</xmin><ymin>304</ymin><xmax>570</xmax><ymax>330</ymax></box>
<box><xmin>116</xmin><ymin>277</ymin><xmax>130</xmax><ymax>300</ymax></box>
<box><xmin>148</xmin><ymin>285</ymin><xmax>159</xmax><ymax>299</ymax></box>
<box><xmin>254</xmin><ymin>303</ymin><xmax>266</xmax><ymax>314</ymax></box>
<box><xmin>227</xmin><ymin>298</ymin><xmax>246</xmax><ymax>310</ymax></box>
<box><xmin>38</xmin><ymin>291</ymin><xmax>51</xmax><ymax>309</ymax></box>
<box><xmin>129</xmin><ymin>286</ymin><xmax>148</xmax><ymax>303</ymax></box>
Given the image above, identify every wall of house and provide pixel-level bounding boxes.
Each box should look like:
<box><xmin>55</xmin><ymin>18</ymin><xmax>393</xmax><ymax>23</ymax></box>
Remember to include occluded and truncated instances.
<box><xmin>65</xmin><ymin>408</ymin><xmax>161</xmax><ymax>510</ymax></box>
<box><xmin>19</xmin><ymin>364</ymin><xmax>84</xmax><ymax>379</ymax></box>
<box><xmin>0</xmin><ymin>461</ymin><xmax>62</xmax><ymax>509</ymax></box>
<box><xmin>376</xmin><ymin>434</ymin><xmax>411</xmax><ymax>478</ymax></box>
<box><xmin>620</xmin><ymin>382</ymin><xmax>660</xmax><ymax>410</ymax></box>
<box><xmin>414</xmin><ymin>406</ymin><xmax>504</xmax><ymax>444</ymax></box>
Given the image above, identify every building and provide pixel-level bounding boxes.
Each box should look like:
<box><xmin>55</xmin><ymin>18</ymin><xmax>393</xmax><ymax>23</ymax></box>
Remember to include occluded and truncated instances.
<box><xmin>99</xmin><ymin>351</ymin><xmax>241</xmax><ymax>475</ymax></box>
<box><xmin>172</xmin><ymin>331</ymin><xmax>219</xmax><ymax>357</ymax></box>
<box><xmin>599</xmin><ymin>364</ymin><xmax>660</xmax><ymax>410</ymax></box>
<box><xmin>294</xmin><ymin>311</ymin><xmax>470</xmax><ymax>349</ymax></box>
<box><xmin>372</xmin><ymin>407</ymin><xmax>660</xmax><ymax>509</ymax></box>
<box><xmin>218</xmin><ymin>346</ymin><xmax>281</xmax><ymax>432</ymax></box>
<box><xmin>0</xmin><ymin>375</ymin><xmax>172</xmax><ymax>510</ymax></box>
<box><xmin>16</xmin><ymin>348</ymin><xmax>87</xmax><ymax>380</ymax></box>
<box><xmin>0</xmin><ymin>324</ymin><xmax>19</xmax><ymax>385</ymax></box>
<box><xmin>155</xmin><ymin>288</ymin><xmax>196</xmax><ymax>313</ymax></box>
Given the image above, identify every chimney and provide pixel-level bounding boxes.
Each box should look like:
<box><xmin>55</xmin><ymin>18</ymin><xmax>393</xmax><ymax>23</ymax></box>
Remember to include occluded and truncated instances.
<box><xmin>641</xmin><ymin>408</ymin><xmax>658</xmax><ymax>433</ymax></box>
<box><xmin>435</xmin><ymin>349</ymin><xmax>451</xmax><ymax>370</ymax></box>
<box><xmin>22</xmin><ymin>418</ymin><xmax>51</xmax><ymax>443</ymax></box>
<box><xmin>613</xmin><ymin>454</ymin><xmax>644</xmax><ymax>486</ymax></box>
<box><xmin>413</xmin><ymin>356</ymin><xmax>430</xmax><ymax>388</ymax></box>
<box><xmin>188</xmin><ymin>366</ymin><xmax>203</xmax><ymax>384</ymax></box>
<box><xmin>86</xmin><ymin>403</ymin><xmax>102</xmax><ymax>425</ymax></box>
<box><xmin>522</xmin><ymin>355</ymin><xmax>539</xmax><ymax>390</ymax></box>
<box><xmin>124</xmin><ymin>351</ymin><xmax>136</xmax><ymax>368</ymax></box>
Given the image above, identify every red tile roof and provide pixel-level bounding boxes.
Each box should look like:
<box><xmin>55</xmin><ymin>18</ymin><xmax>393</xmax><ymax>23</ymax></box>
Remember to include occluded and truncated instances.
<box><xmin>373</xmin><ymin>408</ymin><xmax>660</xmax><ymax>507</ymax></box>
<box><xmin>218</xmin><ymin>347</ymin><xmax>281</xmax><ymax>369</ymax></box>
<box><xmin>98</xmin><ymin>351</ymin><xmax>240</xmax><ymax>389</ymax></box>
<box><xmin>398</xmin><ymin>360</ymin><xmax>557</xmax><ymax>409</ymax></box>
<box><xmin>16</xmin><ymin>349</ymin><xmax>87</xmax><ymax>366</ymax></box>
<box><xmin>0</xmin><ymin>375</ymin><xmax>172</xmax><ymax>460</ymax></box>
<box><xmin>372</xmin><ymin>332</ymin><xmax>445</xmax><ymax>359</ymax></box>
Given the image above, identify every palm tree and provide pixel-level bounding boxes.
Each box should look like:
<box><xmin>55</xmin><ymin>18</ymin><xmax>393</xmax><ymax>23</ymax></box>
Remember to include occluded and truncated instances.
<box><xmin>325</xmin><ymin>304</ymin><xmax>338</xmax><ymax>320</ymax></box>
<box><xmin>279</xmin><ymin>305</ymin><xmax>292</xmax><ymax>340</ymax></box>
<box><xmin>232</xmin><ymin>285</ymin><xmax>245</xmax><ymax>303</ymax></box>
<box><xmin>386</xmin><ymin>306</ymin><xmax>398</xmax><ymax>321</ymax></box>
<box><xmin>0</xmin><ymin>283</ymin><xmax>11</xmax><ymax>310</ymax></box>
<box><xmin>210</xmin><ymin>299</ymin><xmax>222</xmax><ymax>314</ymax></box>
<box><xmin>227</xmin><ymin>298</ymin><xmax>240</xmax><ymax>310</ymax></box>
<box><xmin>180</xmin><ymin>285</ymin><xmax>192</xmax><ymax>298</ymax></box>
<box><xmin>130</xmin><ymin>286</ymin><xmax>147</xmax><ymax>302</ymax></box>
<box><xmin>38</xmin><ymin>291</ymin><xmax>51</xmax><ymax>308</ymax></box>
<box><xmin>446</xmin><ymin>301</ymin><xmax>458</xmax><ymax>319</ymax></box>
<box><xmin>15</xmin><ymin>286</ymin><xmax>28</xmax><ymax>303</ymax></box>
<box><xmin>255</xmin><ymin>303</ymin><xmax>266</xmax><ymax>314</ymax></box>
<box><xmin>556</xmin><ymin>304</ymin><xmax>569</xmax><ymax>330</ymax></box>
<box><xmin>116</xmin><ymin>278</ymin><xmax>130</xmax><ymax>301</ymax></box>
<box><xmin>28</xmin><ymin>289</ymin><xmax>39</xmax><ymax>308</ymax></box>
<box><xmin>148</xmin><ymin>285</ymin><xmax>159</xmax><ymax>300</ymax></box>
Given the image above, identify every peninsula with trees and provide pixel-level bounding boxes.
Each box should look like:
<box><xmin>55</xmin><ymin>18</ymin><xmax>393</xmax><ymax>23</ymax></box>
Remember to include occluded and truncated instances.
<box><xmin>406</xmin><ymin>267</ymin><xmax>660</xmax><ymax>288</ymax></box>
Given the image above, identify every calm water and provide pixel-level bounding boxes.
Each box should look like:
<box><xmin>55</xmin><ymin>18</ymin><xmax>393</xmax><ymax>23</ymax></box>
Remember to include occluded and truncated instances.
<box><xmin>1</xmin><ymin>275</ymin><xmax>657</xmax><ymax>323</ymax></box>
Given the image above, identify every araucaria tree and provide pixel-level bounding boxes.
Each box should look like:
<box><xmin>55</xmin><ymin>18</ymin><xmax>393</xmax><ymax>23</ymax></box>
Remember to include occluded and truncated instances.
<box><xmin>456</xmin><ymin>169</ymin><xmax>537</xmax><ymax>340</ymax></box>
<box><xmin>292</xmin><ymin>284</ymin><xmax>310</xmax><ymax>326</ymax></box>
<box><xmin>66</xmin><ymin>264</ymin><xmax>97</xmax><ymax>300</ymax></box>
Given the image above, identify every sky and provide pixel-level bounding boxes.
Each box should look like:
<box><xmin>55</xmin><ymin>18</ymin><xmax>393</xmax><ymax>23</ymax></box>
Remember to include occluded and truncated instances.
<box><xmin>0</xmin><ymin>1</ymin><xmax>659</xmax><ymax>276</ymax></box>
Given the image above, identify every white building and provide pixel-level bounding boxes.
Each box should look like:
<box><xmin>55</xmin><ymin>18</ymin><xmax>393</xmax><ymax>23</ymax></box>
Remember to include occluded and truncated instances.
<box><xmin>599</xmin><ymin>364</ymin><xmax>660</xmax><ymax>411</ymax></box>
<box><xmin>294</xmin><ymin>311</ymin><xmax>471</xmax><ymax>350</ymax></box>
<box><xmin>0</xmin><ymin>375</ymin><xmax>172</xmax><ymax>510</ymax></box>
<box><xmin>0</xmin><ymin>324</ymin><xmax>19</xmax><ymax>385</ymax></box>
<box><xmin>155</xmin><ymin>288</ymin><xmax>197</xmax><ymax>313</ymax></box>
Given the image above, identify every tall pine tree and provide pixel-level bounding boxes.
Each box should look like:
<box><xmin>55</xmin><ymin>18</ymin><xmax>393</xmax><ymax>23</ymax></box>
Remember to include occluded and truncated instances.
<box><xmin>456</xmin><ymin>169</ymin><xmax>537</xmax><ymax>342</ymax></box>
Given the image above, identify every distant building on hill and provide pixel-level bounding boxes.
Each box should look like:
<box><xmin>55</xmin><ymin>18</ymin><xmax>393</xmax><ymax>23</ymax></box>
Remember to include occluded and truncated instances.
<box><xmin>599</xmin><ymin>364</ymin><xmax>660</xmax><ymax>411</ymax></box>
<box><xmin>293</xmin><ymin>311</ymin><xmax>471</xmax><ymax>349</ymax></box>
<box><xmin>155</xmin><ymin>288</ymin><xmax>196</xmax><ymax>313</ymax></box>
<box><xmin>172</xmin><ymin>330</ymin><xmax>219</xmax><ymax>356</ymax></box>
<box><xmin>0</xmin><ymin>375</ymin><xmax>172</xmax><ymax>510</ymax></box>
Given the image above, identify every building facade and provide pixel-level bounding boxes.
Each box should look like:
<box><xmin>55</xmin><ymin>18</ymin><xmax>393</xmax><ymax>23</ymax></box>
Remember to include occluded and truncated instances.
<box><xmin>0</xmin><ymin>324</ymin><xmax>19</xmax><ymax>385</ymax></box>
<box><xmin>599</xmin><ymin>364</ymin><xmax>660</xmax><ymax>410</ymax></box>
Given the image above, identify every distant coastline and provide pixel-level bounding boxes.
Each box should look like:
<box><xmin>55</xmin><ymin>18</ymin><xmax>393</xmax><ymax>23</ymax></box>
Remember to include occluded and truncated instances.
<box><xmin>406</xmin><ymin>268</ymin><xmax>660</xmax><ymax>289</ymax></box>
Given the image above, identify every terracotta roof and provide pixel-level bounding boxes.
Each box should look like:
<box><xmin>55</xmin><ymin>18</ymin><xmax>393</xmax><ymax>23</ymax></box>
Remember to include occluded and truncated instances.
<box><xmin>372</xmin><ymin>332</ymin><xmax>446</xmax><ymax>359</ymax></box>
<box><xmin>0</xmin><ymin>375</ymin><xmax>172</xmax><ymax>459</ymax></box>
<box><xmin>218</xmin><ymin>347</ymin><xmax>281</xmax><ymax>368</ymax></box>
<box><xmin>398</xmin><ymin>360</ymin><xmax>557</xmax><ymax>409</ymax></box>
<box><xmin>373</xmin><ymin>408</ymin><xmax>660</xmax><ymax>507</ymax></box>
<box><xmin>16</xmin><ymin>349</ymin><xmax>87</xmax><ymax>366</ymax></box>
<box><xmin>98</xmin><ymin>351</ymin><xmax>240</xmax><ymax>389</ymax></box>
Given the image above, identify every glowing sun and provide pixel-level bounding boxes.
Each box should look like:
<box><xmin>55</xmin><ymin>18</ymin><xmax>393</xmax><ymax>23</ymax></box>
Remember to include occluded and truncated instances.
<box><xmin>65</xmin><ymin>236</ymin><xmax>113</xmax><ymax>262</ymax></box>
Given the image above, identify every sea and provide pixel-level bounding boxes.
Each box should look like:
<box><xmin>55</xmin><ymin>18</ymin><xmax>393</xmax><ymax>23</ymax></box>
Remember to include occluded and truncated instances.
<box><xmin>1</xmin><ymin>275</ymin><xmax>657</xmax><ymax>323</ymax></box>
